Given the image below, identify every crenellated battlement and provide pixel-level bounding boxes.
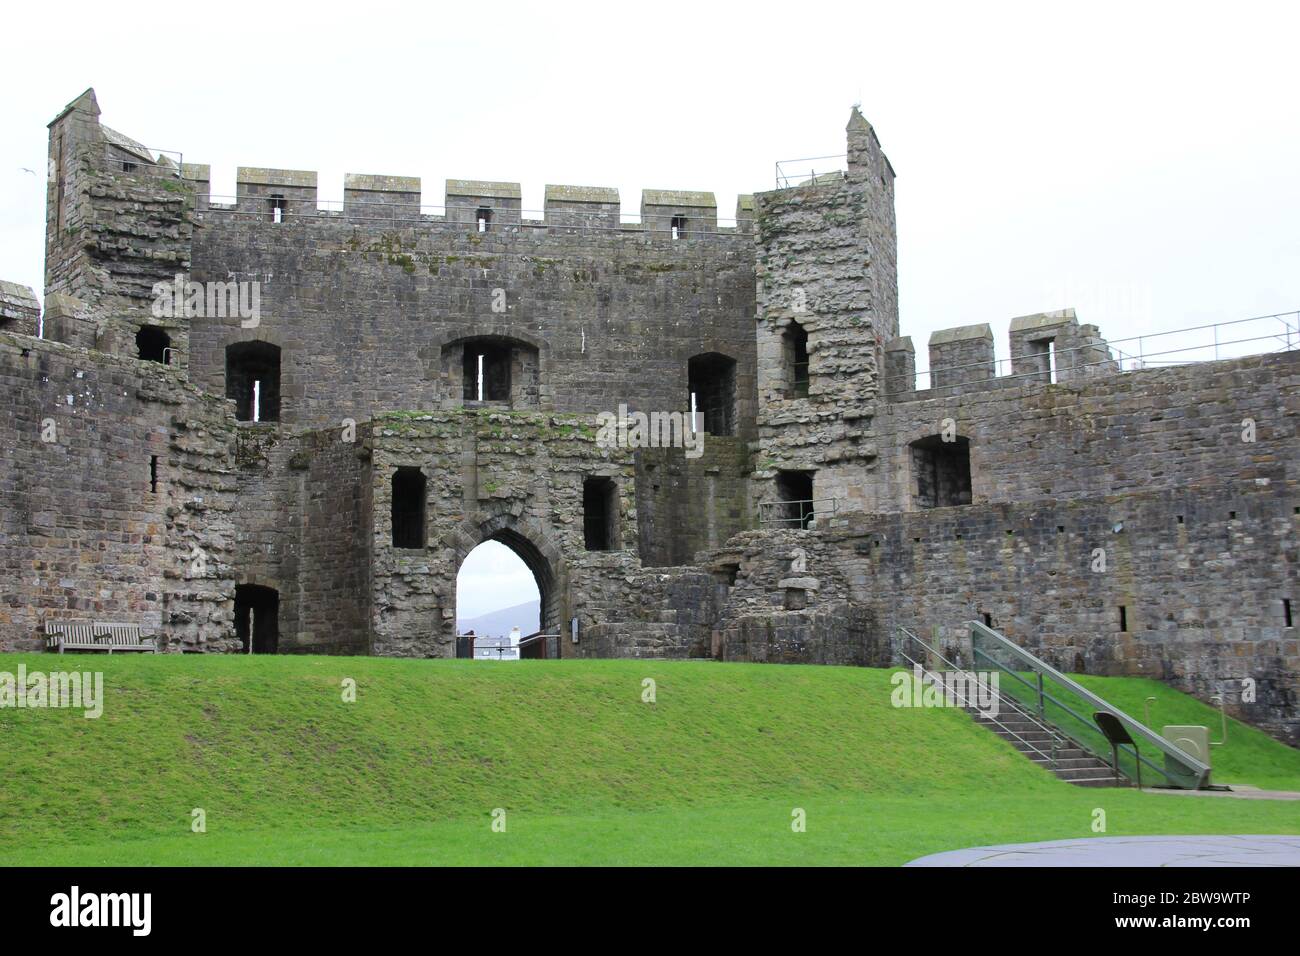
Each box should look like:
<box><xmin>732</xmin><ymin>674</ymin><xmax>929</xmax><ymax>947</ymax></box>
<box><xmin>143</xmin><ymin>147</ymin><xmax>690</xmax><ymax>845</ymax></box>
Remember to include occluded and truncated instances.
<box><xmin>178</xmin><ymin>163</ymin><xmax>749</xmax><ymax>235</ymax></box>
<box><xmin>884</xmin><ymin>309</ymin><xmax>1119</xmax><ymax>399</ymax></box>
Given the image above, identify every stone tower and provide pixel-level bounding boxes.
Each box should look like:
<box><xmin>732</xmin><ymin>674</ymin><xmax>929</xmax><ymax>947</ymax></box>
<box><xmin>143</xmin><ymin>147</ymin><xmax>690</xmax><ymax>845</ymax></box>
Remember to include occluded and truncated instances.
<box><xmin>751</xmin><ymin>107</ymin><xmax>899</xmax><ymax>520</ymax></box>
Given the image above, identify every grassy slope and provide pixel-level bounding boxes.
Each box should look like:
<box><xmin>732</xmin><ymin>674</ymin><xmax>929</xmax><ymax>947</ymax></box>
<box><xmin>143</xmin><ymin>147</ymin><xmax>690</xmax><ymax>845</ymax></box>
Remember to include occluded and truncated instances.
<box><xmin>0</xmin><ymin>654</ymin><xmax>1296</xmax><ymax>865</ymax></box>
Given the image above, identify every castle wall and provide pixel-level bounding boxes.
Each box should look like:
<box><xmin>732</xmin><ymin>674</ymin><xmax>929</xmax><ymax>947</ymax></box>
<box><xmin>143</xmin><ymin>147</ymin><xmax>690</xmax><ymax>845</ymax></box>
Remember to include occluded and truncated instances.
<box><xmin>45</xmin><ymin>90</ymin><xmax>195</xmax><ymax>327</ymax></box>
<box><xmin>635</xmin><ymin>436</ymin><xmax>751</xmax><ymax>567</ymax></box>
<box><xmin>697</xmin><ymin>471</ymin><xmax>1298</xmax><ymax>744</ymax></box>
<box><xmin>290</xmin><ymin>427</ymin><xmax>373</xmax><ymax>654</ymax></box>
<box><xmin>0</xmin><ymin>332</ymin><xmax>239</xmax><ymax>651</ymax></box>
<box><xmin>185</xmin><ymin>201</ymin><xmax>759</xmax><ymax>433</ymax></box>
<box><xmin>752</xmin><ymin>109</ymin><xmax>898</xmax><ymax>521</ymax></box>
<box><xmin>868</xmin><ymin>350</ymin><xmax>1299</xmax><ymax>515</ymax></box>
<box><xmin>364</xmin><ymin>410</ymin><xmax>643</xmax><ymax>657</ymax></box>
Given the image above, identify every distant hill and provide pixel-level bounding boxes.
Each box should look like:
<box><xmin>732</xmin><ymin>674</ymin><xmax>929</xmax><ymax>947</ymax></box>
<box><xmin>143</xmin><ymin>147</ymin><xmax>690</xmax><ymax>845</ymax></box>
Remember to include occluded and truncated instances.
<box><xmin>457</xmin><ymin>599</ymin><xmax>540</xmax><ymax>638</ymax></box>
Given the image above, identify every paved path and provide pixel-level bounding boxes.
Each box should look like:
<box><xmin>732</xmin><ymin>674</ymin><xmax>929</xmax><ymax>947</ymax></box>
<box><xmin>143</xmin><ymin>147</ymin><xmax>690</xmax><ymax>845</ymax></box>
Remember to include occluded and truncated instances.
<box><xmin>906</xmin><ymin>835</ymin><xmax>1300</xmax><ymax>867</ymax></box>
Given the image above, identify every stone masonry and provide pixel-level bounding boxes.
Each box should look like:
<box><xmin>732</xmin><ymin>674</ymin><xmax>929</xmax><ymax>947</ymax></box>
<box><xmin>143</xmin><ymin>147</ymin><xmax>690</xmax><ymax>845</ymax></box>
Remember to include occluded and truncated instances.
<box><xmin>1</xmin><ymin>88</ymin><xmax>1295</xmax><ymax>745</ymax></box>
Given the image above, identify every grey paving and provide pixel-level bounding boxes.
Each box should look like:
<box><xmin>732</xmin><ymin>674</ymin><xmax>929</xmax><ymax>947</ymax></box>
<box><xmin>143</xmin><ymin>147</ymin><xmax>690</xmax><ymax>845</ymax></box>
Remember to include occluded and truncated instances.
<box><xmin>906</xmin><ymin>835</ymin><xmax>1300</xmax><ymax>867</ymax></box>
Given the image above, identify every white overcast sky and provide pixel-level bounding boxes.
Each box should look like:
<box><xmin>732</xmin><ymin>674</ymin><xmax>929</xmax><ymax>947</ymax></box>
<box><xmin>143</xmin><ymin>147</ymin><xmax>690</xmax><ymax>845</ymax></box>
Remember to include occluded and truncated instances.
<box><xmin>2</xmin><ymin>0</ymin><xmax>1297</xmax><ymax>614</ymax></box>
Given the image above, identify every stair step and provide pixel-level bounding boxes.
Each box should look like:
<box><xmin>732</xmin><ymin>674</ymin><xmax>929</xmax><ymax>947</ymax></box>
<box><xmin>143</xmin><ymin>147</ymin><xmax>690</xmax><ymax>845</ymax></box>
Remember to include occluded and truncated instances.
<box><xmin>1069</xmin><ymin>776</ymin><xmax>1131</xmax><ymax>788</ymax></box>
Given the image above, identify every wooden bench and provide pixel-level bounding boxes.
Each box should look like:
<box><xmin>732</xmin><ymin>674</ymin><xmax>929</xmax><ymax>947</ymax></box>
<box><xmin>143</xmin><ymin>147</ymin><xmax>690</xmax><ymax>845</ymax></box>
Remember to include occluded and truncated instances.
<box><xmin>44</xmin><ymin>622</ymin><xmax>158</xmax><ymax>654</ymax></box>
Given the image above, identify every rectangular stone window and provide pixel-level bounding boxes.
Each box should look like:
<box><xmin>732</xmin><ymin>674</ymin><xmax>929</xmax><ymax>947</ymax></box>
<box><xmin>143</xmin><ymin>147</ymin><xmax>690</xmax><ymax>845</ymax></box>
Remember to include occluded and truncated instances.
<box><xmin>226</xmin><ymin>342</ymin><xmax>282</xmax><ymax>423</ymax></box>
<box><xmin>1119</xmin><ymin>605</ymin><xmax>1128</xmax><ymax>633</ymax></box>
<box><xmin>150</xmin><ymin>455</ymin><xmax>159</xmax><ymax>494</ymax></box>
<box><xmin>463</xmin><ymin>343</ymin><xmax>511</xmax><ymax>402</ymax></box>
<box><xmin>784</xmin><ymin>322</ymin><xmax>809</xmax><ymax>399</ymax></box>
<box><xmin>670</xmin><ymin>215</ymin><xmax>686</xmax><ymax>240</ymax></box>
<box><xmin>1026</xmin><ymin>337</ymin><xmax>1058</xmax><ymax>384</ymax></box>
<box><xmin>688</xmin><ymin>352</ymin><xmax>736</xmax><ymax>436</ymax></box>
<box><xmin>391</xmin><ymin>467</ymin><xmax>427</xmax><ymax>550</ymax></box>
<box><xmin>477</xmin><ymin>208</ymin><xmax>491</xmax><ymax>233</ymax></box>
<box><xmin>583</xmin><ymin>477</ymin><xmax>619</xmax><ymax>551</ymax></box>
<box><xmin>910</xmin><ymin>435</ymin><xmax>971</xmax><ymax>508</ymax></box>
<box><xmin>269</xmin><ymin>195</ymin><xmax>287</xmax><ymax>224</ymax></box>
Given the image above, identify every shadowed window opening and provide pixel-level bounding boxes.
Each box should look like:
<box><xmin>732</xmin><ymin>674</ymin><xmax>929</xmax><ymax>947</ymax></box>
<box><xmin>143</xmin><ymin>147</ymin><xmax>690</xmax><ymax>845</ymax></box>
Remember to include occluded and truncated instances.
<box><xmin>688</xmin><ymin>352</ymin><xmax>736</xmax><ymax>436</ymax></box>
<box><xmin>910</xmin><ymin>435</ymin><xmax>971</xmax><ymax>508</ymax></box>
<box><xmin>392</xmin><ymin>467</ymin><xmax>427</xmax><ymax>550</ymax></box>
<box><xmin>784</xmin><ymin>321</ymin><xmax>809</xmax><ymax>398</ymax></box>
<box><xmin>235</xmin><ymin>584</ymin><xmax>279</xmax><ymax>654</ymax></box>
<box><xmin>150</xmin><ymin>455</ymin><xmax>159</xmax><ymax>494</ymax></box>
<box><xmin>463</xmin><ymin>342</ymin><xmax>511</xmax><ymax>402</ymax></box>
<box><xmin>775</xmin><ymin>470</ymin><xmax>815</xmax><ymax>529</ymax></box>
<box><xmin>136</xmin><ymin>325</ymin><xmax>171</xmax><ymax>364</ymax></box>
<box><xmin>269</xmin><ymin>194</ymin><xmax>287</xmax><ymax>224</ymax></box>
<box><xmin>476</xmin><ymin>207</ymin><xmax>491</xmax><ymax>232</ymax></box>
<box><xmin>1119</xmin><ymin>605</ymin><xmax>1128</xmax><ymax>633</ymax></box>
<box><xmin>226</xmin><ymin>342</ymin><xmax>281</xmax><ymax>422</ymax></box>
<box><xmin>1027</xmin><ymin>338</ymin><xmax>1059</xmax><ymax>384</ymax></box>
<box><xmin>583</xmin><ymin>477</ymin><xmax>619</xmax><ymax>551</ymax></box>
<box><xmin>1285</xmin><ymin>598</ymin><xmax>1293</xmax><ymax>628</ymax></box>
<box><xmin>671</xmin><ymin>215</ymin><xmax>686</xmax><ymax>240</ymax></box>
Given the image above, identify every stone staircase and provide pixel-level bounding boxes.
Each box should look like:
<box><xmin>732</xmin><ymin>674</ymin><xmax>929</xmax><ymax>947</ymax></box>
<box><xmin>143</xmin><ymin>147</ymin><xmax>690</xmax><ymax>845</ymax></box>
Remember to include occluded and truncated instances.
<box><xmin>968</xmin><ymin>706</ymin><xmax>1128</xmax><ymax>788</ymax></box>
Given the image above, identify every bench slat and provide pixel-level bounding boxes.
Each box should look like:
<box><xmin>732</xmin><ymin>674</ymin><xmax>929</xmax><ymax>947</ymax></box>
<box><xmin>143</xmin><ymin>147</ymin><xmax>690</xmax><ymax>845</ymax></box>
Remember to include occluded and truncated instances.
<box><xmin>42</xmin><ymin>621</ymin><xmax>156</xmax><ymax>653</ymax></box>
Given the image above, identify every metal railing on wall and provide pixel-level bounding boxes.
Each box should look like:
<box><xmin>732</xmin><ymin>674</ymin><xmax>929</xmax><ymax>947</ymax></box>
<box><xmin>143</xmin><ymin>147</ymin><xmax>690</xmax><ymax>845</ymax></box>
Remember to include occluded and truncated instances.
<box><xmin>894</xmin><ymin>310</ymin><xmax>1300</xmax><ymax>396</ymax></box>
<box><xmin>756</xmin><ymin>497</ymin><xmax>839</xmax><ymax>528</ymax></box>
<box><xmin>774</xmin><ymin>155</ymin><xmax>847</xmax><ymax>189</ymax></box>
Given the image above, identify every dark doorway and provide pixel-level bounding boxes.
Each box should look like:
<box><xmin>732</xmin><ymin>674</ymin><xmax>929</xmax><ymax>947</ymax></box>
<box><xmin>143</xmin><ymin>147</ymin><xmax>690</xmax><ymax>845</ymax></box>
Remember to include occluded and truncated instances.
<box><xmin>392</xmin><ymin>467</ymin><xmax>427</xmax><ymax>549</ymax></box>
<box><xmin>234</xmin><ymin>584</ymin><xmax>279</xmax><ymax>653</ymax></box>
<box><xmin>775</xmin><ymin>470</ymin><xmax>816</xmax><ymax>529</ymax></box>
<box><xmin>225</xmin><ymin>342</ymin><xmax>282</xmax><ymax>422</ymax></box>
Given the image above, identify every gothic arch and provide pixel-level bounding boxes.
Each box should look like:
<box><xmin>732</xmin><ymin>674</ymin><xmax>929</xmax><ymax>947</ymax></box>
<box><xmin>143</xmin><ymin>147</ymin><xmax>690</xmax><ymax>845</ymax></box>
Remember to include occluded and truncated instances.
<box><xmin>448</xmin><ymin>510</ymin><xmax>568</xmax><ymax>652</ymax></box>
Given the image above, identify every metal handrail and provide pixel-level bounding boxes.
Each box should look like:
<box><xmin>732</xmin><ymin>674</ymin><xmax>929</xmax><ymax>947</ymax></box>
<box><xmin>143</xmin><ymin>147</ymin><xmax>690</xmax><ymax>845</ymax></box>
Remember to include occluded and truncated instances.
<box><xmin>968</xmin><ymin>621</ymin><xmax>1210</xmax><ymax>789</ymax></box>
<box><xmin>756</xmin><ymin>497</ymin><xmax>839</xmax><ymax>527</ymax></box>
<box><xmin>971</xmin><ymin>645</ymin><xmax>1172</xmax><ymax>785</ymax></box>
<box><xmin>775</xmin><ymin>154</ymin><xmax>848</xmax><ymax>189</ymax></box>
<box><xmin>896</xmin><ymin>627</ymin><xmax>1065</xmax><ymax>767</ymax></box>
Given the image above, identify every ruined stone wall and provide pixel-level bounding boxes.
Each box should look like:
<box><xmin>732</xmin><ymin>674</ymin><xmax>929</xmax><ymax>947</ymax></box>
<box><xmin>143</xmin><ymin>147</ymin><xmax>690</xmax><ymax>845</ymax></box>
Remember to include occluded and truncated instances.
<box><xmin>0</xmin><ymin>332</ymin><xmax>240</xmax><ymax>652</ymax></box>
<box><xmin>752</xmin><ymin>109</ymin><xmax>898</xmax><ymax>519</ymax></box>
<box><xmin>45</xmin><ymin>90</ymin><xmax>195</xmax><ymax>342</ymax></box>
<box><xmin>867</xmin><ymin>350</ymin><xmax>1300</xmax><ymax>516</ymax></box>
<box><xmin>365</xmin><ymin>410</ymin><xmax>644</xmax><ymax>657</ymax></box>
<box><xmin>635</xmin><ymin>436</ymin><xmax>751</xmax><ymax>567</ymax></box>
<box><xmin>697</xmin><ymin>480</ymin><xmax>1298</xmax><ymax>744</ymax></box>
<box><xmin>186</xmin><ymin>202</ymin><xmax>758</xmax><ymax>433</ymax></box>
<box><xmin>289</xmin><ymin>427</ymin><xmax>373</xmax><ymax>654</ymax></box>
<box><xmin>0</xmin><ymin>282</ymin><xmax>40</xmax><ymax>337</ymax></box>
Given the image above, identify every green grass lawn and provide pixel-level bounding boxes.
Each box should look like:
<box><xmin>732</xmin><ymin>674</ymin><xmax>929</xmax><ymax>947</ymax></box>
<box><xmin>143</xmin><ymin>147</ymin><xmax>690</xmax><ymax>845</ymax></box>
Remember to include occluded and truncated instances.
<box><xmin>0</xmin><ymin>654</ymin><xmax>1296</xmax><ymax>865</ymax></box>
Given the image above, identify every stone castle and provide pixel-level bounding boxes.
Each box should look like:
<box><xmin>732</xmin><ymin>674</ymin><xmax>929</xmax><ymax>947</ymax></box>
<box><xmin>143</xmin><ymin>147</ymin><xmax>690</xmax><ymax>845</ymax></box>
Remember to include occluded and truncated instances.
<box><xmin>2</xmin><ymin>89</ymin><xmax>1296</xmax><ymax>744</ymax></box>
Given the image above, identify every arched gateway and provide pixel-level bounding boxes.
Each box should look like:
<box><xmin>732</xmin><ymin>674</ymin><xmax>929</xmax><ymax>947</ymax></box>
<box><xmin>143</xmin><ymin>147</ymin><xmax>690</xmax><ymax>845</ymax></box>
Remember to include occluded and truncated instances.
<box><xmin>448</xmin><ymin>512</ymin><xmax>568</xmax><ymax>659</ymax></box>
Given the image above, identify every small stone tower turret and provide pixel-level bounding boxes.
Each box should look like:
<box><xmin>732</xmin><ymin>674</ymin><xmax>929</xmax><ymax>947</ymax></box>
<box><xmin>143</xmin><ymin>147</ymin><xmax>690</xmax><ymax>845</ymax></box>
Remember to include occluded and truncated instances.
<box><xmin>751</xmin><ymin>108</ymin><xmax>899</xmax><ymax>520</ymax></box>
